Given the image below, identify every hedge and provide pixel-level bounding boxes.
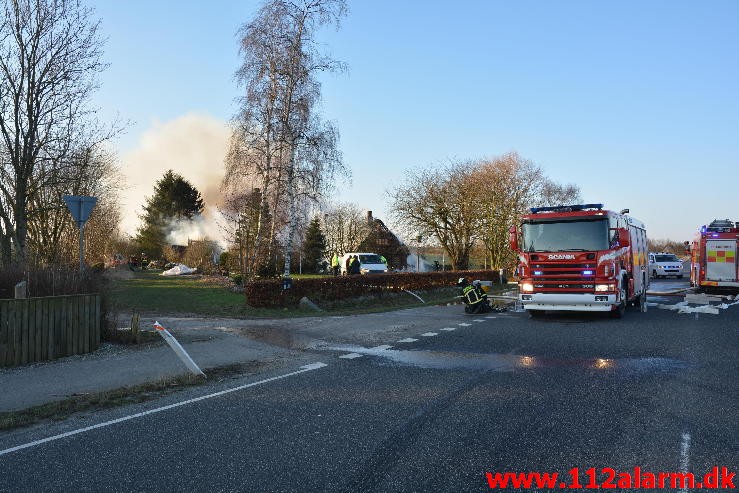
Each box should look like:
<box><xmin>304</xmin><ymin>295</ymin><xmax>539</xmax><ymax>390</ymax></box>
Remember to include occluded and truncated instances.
<box><xmin>244</xmin><ymin>270</ymin><xmax>501</xmax><ymax>308</ymax></box>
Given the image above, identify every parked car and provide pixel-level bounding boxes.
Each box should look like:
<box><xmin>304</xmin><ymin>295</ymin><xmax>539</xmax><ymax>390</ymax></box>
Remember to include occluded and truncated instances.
<box><xmin>340</xmin><ymin>252</ymin><xmax>388</xmax><ymax>275</ymax></box>
<box><xmin>648</xmin><ymin>252</ymin><xmax>684</xmax><ymax>278</ymax></box>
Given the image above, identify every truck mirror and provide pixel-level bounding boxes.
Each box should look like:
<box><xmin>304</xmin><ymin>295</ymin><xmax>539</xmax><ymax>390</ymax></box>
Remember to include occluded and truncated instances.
<box><xmin>508</xmin><ymin>225</ymin><xmax>518</xmax><ymax>251</ymax></box>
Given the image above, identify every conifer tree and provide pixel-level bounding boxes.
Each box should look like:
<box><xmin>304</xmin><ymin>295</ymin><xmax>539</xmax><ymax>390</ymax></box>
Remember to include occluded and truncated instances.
<box><xmin>135</xmin><ymin>170</ymin><xmax>204</xmax><ymax>258</ymax></box>
<box><xmin>301</xmin><ymin>216</ymin><xmax>327</xmax><ymax>273</ymax></box>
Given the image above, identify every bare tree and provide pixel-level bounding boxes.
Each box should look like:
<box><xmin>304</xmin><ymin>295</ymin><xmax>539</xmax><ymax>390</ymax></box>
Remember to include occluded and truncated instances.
<box><xmin>470</xmin><ymin>152</ymin><xmax>580</xmax><ymax>270</ymax></box>
<box><xmin>226</xmin><ymin>0</ymin><xmax>347</xmax><ymax>280</ymax></box>
<box><xmin>27</xmin><ymin>146</ymin><xmax>122</xmax><ymax>265</ymax></box>
<box><xmin>390</xmin><ymin>153</ymin><xmax>581</xmax><ymax>271</ymax></box>
<box><xmin>389</xmin><ymin>162</ymin><xmax>480</xmax><ymax>270</ymax></box>
<box><xmin>322</xmin><ymin>202</ymin><xmax>370</xmax><ymax>255</ymax></box>
<box><xmin>0</xmin><ymin>0</ymin><xmax>110</xmax><ymax>266</ymax></box>
<box><xmin>219</xmin><ymin>187</ymin><xmax>270</xmax><ymax>276</ymax></box>
<box><xmin>647</xmin><ymin>238</ymin><xmax>687</xmax><ymax>256</ymax></box>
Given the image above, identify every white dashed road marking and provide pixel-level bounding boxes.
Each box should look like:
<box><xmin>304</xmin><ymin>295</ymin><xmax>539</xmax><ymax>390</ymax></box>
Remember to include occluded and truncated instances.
<box><xmin>458</xmin><ymin>323</ymin><xmax>471</xmax><ymax>327</ymax></box>
<box><xmin>485</xmin><ymin>316</ymin><xmax>498</xmax><ymax>319</ymax></box>
<box><xmin>440</xmin><ymin>327</ymin><xmax>456</xmax><ymax>331</ymax></box>
<box><xmin>369</xmin><ymin>345</ymin><xmax>393</xmax><ymax>351</ymax></box>
<box><xmin>472</xmin><ymin>319</ymin><xmax>485</xmax><ymax>322</ymax></box>
<box><xmin>339</xmin><ymin>353</ymin><xmax>363</xmax><ymax>359</ymax></box>
<box><xmin>420</xmin><ymin>332</ymin><xmax>438</xmax><ymax>337</ymax></box>
<box><xmin>396</xmin><ymin>338</ymin><xmax>418</xmax><ymax>343</ymax></box>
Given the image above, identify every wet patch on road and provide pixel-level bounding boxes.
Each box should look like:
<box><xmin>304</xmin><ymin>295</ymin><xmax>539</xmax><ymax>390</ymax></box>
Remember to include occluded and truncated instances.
<box><xmin>241</xmin><ymin>327</ymin><xmax>316</xmax><ymax>350</ymax></box>
<box><xmin>321</xmin><ymin>344</ymin><xmax>690</xmax><ymax>375</ymax></box>
<box><xmin>646</xmin><ymin>277</ymin><xmax>692</xmax><ymax>304</ymax></box>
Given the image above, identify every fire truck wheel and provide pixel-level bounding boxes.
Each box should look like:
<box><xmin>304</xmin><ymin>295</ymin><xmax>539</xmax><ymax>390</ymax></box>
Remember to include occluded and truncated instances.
<box><xmin>632</xmin><ymin>291</ymin><xmax>646</xmax><ymax>309</ymax></box>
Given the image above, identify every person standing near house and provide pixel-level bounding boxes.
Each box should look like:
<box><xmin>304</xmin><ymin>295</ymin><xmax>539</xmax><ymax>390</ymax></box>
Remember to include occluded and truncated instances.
<box><xmin>350</xmin><ymin>255</ymin><xmax>360</xmax><ymax>275</ymax></box>
<box><xmin>344</xmin><ymin>255</ymin><xmax>351</xmax><ymax>275</ymax></box>
<box><xmin>331</xmin><ymin>253</ymin><xmax>340</xmax><ymax>276</ymax></box>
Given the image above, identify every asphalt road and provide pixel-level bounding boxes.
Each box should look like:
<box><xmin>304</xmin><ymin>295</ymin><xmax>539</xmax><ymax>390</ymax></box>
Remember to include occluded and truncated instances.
<box><xmin>1</xmin><ymin>279</ymin><xmax>737</xmax><ymax>492</ymax></box>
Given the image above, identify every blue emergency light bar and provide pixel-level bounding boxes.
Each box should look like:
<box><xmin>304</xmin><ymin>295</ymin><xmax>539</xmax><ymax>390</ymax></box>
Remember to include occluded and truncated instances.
<box><xmin>530</xmin><ymin>203</ymin><xmax>604</xmax><ymax>214</ymax></box>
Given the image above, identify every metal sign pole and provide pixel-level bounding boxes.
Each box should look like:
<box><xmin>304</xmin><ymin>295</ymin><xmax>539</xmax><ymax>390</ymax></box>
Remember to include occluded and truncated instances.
<box><xmin>63</xmin><ymin>195</ymin><xmax>97</xmax><ymax>273</ymax></box>
<box><xmin>79</xmin><ymin>222</ymin><xmax>85</xmax><ymax>272</ymax></box>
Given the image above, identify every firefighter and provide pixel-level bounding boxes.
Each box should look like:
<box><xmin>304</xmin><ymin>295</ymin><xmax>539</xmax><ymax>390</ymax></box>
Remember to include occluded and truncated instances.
<box><xmin>457</xmin><ymin>277</ymin><xmax>492</xmax><ymax>314</ymax></box>
<box><xmin>350</xmin><ymin>255</ymin><xmax>361</xmax><ymax>275</ymax></box>
<box><xmin>331</xmin><ymin>253</ymin><xmax>340</xmax><ymax>276</ymax></box>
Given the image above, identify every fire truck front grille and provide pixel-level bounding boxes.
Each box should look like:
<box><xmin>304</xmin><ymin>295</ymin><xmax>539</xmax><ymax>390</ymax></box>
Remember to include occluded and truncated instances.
<box><xmin>530</xmin><ymin>263</ymin><xmax>596</xmax><ymax>293</ymax></box>
<box><xmin>532</xmin><ymin>282</ymin><xmax>595</xmax><ymax>293</ymax></box>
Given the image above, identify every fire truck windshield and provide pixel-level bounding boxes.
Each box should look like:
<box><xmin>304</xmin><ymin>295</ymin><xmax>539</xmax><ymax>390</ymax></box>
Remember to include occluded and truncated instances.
<box><xmin>521</xmin><ymin>218</ymin><xmax>609</xmax><ymax>252</ymax></box>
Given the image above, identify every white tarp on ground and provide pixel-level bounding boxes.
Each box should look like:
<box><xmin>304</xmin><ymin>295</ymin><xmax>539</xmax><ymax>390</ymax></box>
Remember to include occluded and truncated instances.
<box><xmin>161</xmin><ymin>264</ymin><xmax>197</xmax><ymax>276</ymax></box>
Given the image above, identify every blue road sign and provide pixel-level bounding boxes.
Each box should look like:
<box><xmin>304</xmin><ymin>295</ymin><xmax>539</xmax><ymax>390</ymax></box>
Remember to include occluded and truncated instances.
<box><xmin>63</xmin><ymin>195</ymin><xmax>97</xmax><ymax>227</ymax></box>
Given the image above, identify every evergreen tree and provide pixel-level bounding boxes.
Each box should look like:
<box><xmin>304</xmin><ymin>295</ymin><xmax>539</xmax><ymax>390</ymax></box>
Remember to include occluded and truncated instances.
<box><xmin>135</xmin><ymin>170</ymin><xmax>204</xmax><ymax>258</ymax></box>
<box><xmin>301</xmin><ymin>216</ymin><xmax>327</xmax><ymax>274</ymax></box>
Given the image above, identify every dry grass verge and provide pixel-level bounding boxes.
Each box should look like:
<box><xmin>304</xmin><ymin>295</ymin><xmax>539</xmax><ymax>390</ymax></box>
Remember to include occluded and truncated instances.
<box><xmin>0</xmin><ymin>362</ymin><xmax>264</xmax><ymax>432</ymax></box>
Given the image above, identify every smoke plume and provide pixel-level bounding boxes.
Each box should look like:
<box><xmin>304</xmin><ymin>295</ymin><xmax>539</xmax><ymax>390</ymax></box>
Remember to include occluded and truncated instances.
<box><xmin>119</xmin><ymin>113</ymin><xmax>231</xmax><ymax>246</ymax></box>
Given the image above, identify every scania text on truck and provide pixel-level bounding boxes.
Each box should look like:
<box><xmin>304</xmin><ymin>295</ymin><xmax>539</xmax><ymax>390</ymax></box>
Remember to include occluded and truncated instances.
<box><xmin>688</xmin><ymin>219</ymin><xmax>739</xmax><ymax>292</ymax></box>
<box><xmin>509</xmin><ymin>204</ymin><xmax>648</xmax><ymax>318</ymax></box>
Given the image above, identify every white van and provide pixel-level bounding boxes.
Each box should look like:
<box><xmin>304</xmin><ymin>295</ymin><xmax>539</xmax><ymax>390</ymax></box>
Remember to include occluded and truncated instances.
<box><xmin>340</xmin><ymin>252</ymin><xmax>388</xmax><ymax>275</ymax></box>
<box><xmin>648</xmin><ymin>252</ymin><xmax>684</xmax><ymax>279</ymax></box>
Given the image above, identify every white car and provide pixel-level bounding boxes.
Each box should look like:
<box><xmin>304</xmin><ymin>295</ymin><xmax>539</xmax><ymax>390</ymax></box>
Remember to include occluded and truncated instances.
<box><xmin>340</xmin><ymin>252</ymin><xmax>388</xmax><ymax>275</ymax></box>
<box><xmin>648</xmin><ymin>252</ymin><xmax>684</xmax><ymax>279</ymax></box>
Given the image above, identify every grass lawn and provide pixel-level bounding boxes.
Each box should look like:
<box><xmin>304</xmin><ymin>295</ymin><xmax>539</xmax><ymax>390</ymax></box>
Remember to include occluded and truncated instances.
<box><xmin>110</xmin><ymin>270</ymin><xmax>266</xmax><ymax>317</ymax></box>
<box><xmin>109</xmin><ymin>269</ymin><xmax>508</xmax><ymax>318</ymax></box>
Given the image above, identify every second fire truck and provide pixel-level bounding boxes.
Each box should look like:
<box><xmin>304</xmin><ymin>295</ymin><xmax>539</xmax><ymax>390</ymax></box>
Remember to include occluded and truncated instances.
<box><xmin>510</xmin><ymin>203</ymin><xmax>648</xmax><ymax>318</ymax></box>
<box><xmin>689</xmin><ymin>219</ymin><xmax>739</xmax><ymax>292</ymax></box>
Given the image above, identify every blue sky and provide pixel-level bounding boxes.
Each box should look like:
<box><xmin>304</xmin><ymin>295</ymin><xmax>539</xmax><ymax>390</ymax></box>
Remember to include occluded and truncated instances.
<box><xmin>93</xmin><ymin>0</ymin><xmax>738</xmax><ymax>241</ymax></box>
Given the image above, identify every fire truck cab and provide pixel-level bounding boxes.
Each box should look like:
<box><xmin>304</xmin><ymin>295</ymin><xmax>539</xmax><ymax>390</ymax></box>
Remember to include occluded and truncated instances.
<box><xmin>510</xmin><ymin>204</ymin><xmax>648</xmax><ymax>318</ymax></box>
<box><xmin>689</xmin><ymin>219</ymin><xmax>739</xmax><ymax>292</ymax></box>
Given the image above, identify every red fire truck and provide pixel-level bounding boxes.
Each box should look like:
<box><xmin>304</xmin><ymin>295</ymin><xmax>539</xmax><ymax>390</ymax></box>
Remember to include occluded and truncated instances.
<box><xmin>689</xmin><ymin>219</ymin><xmax>739</xmax><ymax>292</ymax></box>
<box><xmin>509</xmin><ymin>203</ymin><xmax>648</xmax><ymax>318</ymax></box>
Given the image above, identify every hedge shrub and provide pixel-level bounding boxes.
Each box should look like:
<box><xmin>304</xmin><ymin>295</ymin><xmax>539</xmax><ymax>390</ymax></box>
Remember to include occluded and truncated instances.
<box><xmin>244</xmin><ymin>270</ymin><xmax>501</xmax><ymax>308</ymax></box>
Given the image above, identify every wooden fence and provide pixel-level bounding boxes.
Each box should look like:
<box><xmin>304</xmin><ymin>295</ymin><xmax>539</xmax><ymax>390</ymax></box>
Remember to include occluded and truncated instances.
<box><xmin>0</xmin><ymin>294</ymin><xmax>101</xmax><ymax>367</ymax></box>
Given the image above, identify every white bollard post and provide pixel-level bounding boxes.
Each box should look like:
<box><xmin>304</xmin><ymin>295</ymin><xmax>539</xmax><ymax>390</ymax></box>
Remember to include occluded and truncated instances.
<box><xmin>153</xmin><ymin>321</ymin><xmax>206</xmax><ymax>377</ymax></box>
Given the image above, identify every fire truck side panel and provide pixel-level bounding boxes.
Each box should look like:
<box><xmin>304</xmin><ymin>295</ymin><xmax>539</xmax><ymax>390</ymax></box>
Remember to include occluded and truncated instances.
<box><xmin>704</xmin><ymin>240</ymin><xmax>736</xmax><ymax>282</ymax></box>
<box><xmin>690</xmin><ymin>221</ymin><xmax>739</xmax><ymax>290</ymax></box>
<box><xmin>627</xmin><ymin>217</ymin><xmax>649</xmax><ymax>297</ymax></box>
